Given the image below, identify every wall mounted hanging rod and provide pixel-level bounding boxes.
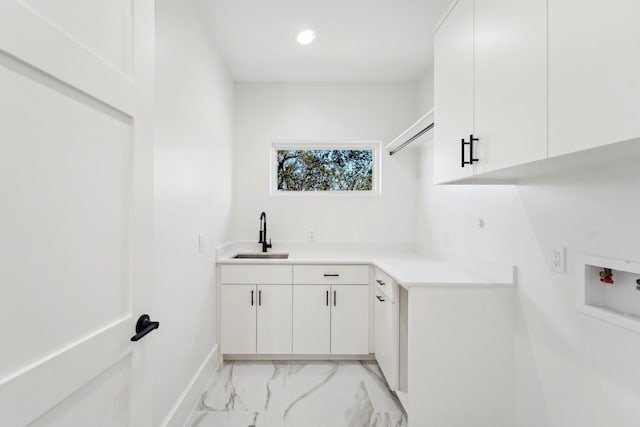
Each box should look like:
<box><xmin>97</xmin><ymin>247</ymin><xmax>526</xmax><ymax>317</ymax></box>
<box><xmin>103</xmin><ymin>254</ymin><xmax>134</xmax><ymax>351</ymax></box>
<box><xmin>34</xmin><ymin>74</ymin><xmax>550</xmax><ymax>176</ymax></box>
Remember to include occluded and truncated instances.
<box><xmin>389</xmin><ymin>122</ymin><xmax>434</xmax><ymax>156</ymax></box>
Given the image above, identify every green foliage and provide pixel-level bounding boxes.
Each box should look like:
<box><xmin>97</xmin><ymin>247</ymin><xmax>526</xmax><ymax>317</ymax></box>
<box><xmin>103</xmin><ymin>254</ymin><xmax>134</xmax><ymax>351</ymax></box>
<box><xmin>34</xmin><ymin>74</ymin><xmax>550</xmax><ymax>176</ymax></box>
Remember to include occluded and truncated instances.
<box><xmin>277</xmin><ymin>149</ymin><xmax>373</xmax><ymax>191</ymax></box>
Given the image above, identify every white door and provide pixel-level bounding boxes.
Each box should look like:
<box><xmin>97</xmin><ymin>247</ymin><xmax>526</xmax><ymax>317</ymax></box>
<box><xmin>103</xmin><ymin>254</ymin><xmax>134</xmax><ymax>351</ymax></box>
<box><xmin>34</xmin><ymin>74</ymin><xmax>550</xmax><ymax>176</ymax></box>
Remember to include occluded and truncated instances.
<box><xmin>221</xmin><ymin>285</ymin><xmax>257</xmax><ymax>354</ymax></box>
<box><xmin>331</xmin><ymin>285</ymin><xmax>369</xmax><ymax>355</ymax></box>
<box><xmin>292</xmin><ymin>285</ymin><xmax>331</xmax><ymax>354</ymax></box>
<box><xmin>0</xmin><ymin>1</ymin><xmax>154</xmax><ymax>426</ymax></box>
<box><xmin>473</xmin><ymin>0</ymin><xmax>547</xmax><ymax>173</ymax></box>
<box><xmin>433</xmin><ymin>0</ymin><xmax>475</xmax><ymax>184</ymax></box>
<box><xmin>257</xmin><ymin>285</ymin><xmax>293</xmax><ymax>354</ymax></box>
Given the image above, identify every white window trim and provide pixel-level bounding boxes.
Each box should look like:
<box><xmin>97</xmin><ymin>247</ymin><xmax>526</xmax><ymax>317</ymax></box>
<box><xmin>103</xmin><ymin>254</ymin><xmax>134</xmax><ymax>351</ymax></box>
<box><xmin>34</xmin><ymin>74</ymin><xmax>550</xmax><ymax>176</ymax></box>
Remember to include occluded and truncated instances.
<box><xmin>270</xmin><ymin>140</ymin><xmax>382</xmax><ymax>197</ymax></box>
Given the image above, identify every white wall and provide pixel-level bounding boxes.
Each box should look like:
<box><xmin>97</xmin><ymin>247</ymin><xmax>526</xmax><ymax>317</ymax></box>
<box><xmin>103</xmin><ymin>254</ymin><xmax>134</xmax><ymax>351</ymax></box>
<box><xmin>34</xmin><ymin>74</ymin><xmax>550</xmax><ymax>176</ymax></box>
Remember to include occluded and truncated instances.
<box><xmin>154</xmin><ymin>1</ymin><xmax>233</xmax><ymax>425</ymax></box>
<box><xmin>416</xmin><ymin>68</ymin><xmax>640</xmax><ymax>426</ymax></box>
<box><xmin>230</xmin><ymin>82</ymin><xmax>419</xmax><ymax>246</ymax></box>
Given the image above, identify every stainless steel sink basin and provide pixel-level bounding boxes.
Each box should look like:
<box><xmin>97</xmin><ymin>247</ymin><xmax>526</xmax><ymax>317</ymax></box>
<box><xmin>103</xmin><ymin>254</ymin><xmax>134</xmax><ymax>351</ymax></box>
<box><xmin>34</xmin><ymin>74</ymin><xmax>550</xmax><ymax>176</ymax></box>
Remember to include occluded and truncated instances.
<box><xmin>232</xmin><ymin>253</ymin><xmax>289</xmax><ymax>259</ymax></box>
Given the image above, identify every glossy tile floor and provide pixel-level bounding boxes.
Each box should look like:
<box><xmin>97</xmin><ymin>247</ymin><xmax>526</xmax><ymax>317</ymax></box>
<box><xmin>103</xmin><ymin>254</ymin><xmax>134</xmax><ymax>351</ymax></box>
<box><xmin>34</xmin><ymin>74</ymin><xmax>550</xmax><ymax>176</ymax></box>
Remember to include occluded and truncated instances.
<box><xmin>186</xmin><ymin>360</ymin><xmax>407</xmax><ymax>427</ymax></box>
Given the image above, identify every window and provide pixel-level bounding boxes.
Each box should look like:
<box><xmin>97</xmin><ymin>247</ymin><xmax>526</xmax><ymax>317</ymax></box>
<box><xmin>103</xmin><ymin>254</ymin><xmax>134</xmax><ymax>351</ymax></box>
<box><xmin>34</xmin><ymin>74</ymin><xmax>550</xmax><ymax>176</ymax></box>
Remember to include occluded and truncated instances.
<box><xmin>271</xmin><ymin>142</ymin><xmax>381</xmax><ymax>195</ymax></box>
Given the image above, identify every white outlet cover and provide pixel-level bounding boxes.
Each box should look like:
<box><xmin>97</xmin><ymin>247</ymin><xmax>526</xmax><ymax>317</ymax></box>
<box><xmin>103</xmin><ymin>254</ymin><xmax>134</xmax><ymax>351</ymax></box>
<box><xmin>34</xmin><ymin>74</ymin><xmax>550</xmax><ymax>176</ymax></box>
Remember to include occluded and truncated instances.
<box><xmin>551</xmin><ymin>246</ymin><xmax>565</xmax><ymax>273</ymax></box>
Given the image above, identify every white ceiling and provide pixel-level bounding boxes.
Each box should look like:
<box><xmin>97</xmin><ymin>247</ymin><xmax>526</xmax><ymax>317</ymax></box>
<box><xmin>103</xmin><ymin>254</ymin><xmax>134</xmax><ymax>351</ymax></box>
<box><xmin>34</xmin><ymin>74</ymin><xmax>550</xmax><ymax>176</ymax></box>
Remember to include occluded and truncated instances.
<box><xmin>195</xmin><ymin>0</ymin><xmax>452</xmax><ymax>82</ymax></box>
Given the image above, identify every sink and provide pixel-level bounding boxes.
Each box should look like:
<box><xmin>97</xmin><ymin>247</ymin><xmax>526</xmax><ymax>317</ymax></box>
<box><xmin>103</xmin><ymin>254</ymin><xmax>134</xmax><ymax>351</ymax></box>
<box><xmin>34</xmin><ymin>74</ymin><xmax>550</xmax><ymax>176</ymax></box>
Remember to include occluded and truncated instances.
<box><xmin>232</xmin><ymin>253</ymin><xmax>289</xmax><ymax>259</ymax></box>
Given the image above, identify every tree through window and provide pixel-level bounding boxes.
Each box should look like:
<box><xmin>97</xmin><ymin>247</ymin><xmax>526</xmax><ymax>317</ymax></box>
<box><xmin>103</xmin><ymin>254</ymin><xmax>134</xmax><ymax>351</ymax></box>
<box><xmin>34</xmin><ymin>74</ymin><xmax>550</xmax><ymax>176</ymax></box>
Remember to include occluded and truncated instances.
<box><xmin>274</xmin><ymin>144</ymin><xmax>378</xmax><ymax>193</ymax></box>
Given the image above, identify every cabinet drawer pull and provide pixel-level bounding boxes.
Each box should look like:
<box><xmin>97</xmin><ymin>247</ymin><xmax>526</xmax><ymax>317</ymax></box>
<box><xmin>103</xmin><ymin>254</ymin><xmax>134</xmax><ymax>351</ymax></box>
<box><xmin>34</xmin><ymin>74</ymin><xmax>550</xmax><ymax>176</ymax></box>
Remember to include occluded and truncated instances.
<box><xmin>333</xmin><ymin>290</ymin><xmax>337</xmax><ymax>306</ymax></box>
<box><xmin>376</xmin><ymin>279</ymin><xmax>386</xmax><ymax>286</ymax></box>
<box><xmin>376</xmin><ymin>295</ymin><xmax>386</xmax><ymax>302</ymax></box>
<box><xmin>323</xmin><ymin>273</ymin><xmax>340</xmax><ymax>277</ymax></box>
<box><xmin>251</xmin><ymin>290</ymin><xmax>254</xmax><ymax>306</ymax></box>
<box><xmin>326</xmin><ymin>290</ymin><xmax>329</xmax><ymax>306</ymax></box>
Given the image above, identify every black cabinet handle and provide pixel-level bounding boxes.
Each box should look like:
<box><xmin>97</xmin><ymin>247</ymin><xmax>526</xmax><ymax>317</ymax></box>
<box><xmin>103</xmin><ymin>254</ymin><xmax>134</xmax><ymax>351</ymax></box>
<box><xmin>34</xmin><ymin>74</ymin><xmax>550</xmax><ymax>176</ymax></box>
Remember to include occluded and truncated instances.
<box><xmin>251</xmin><ymin>290</ymin><xmax>254</xmax><ymax>306</ymax></box>
<box><xmin>324</xmin><ymin>273</ymin><xmax>340</xmax><ymax>277</ymax></box>
<box><xmin>376</xmin><ymin>279</ymin><xmax>386</xmax><ymax>286</ymax></box>
<box><xmin>258</xmin><ymin>290</ymin><xmax>262</xmax><ymax>306</ymax></box>
<box><xmin>461</xmin><ymin>134</ymin><xmax>479</xmax><ymax>167</ymax></box>
<box><xmin>333</xmin><ymin>290</ymin><xmax>337</xmax><ymax>306</ymax></box>
<box><xmin>130</xmin><ymin>314</ymin><xmax>159</xmax><ymax>342</ymax></box>
<box><xmin>326</xmin><ymin>290</ymin><xmax>329</xmax><ymax>306</ymax></box>
<box><xmin>376</xmin><ymin>295</ymin><xmax>386</xmax><ymax>302</ymax></box>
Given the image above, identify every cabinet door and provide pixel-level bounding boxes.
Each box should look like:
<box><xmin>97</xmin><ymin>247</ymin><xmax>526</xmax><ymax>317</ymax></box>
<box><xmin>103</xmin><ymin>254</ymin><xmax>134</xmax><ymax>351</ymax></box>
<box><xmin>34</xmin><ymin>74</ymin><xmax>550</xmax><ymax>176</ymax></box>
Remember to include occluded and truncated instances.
<box><xmin>474</xmin><ymin>0</ymin><xmax>547</xmax><ymax>173</ymax></box>
<box><xmin>331</xmin><ymin>285</ymin><xmax>369</xmax><ymax>354</ymax></box>
<box><xmin>374</xmin><ymin>291</ymin><xmax>398</xmax><ymax>389</ymax></box>
<box><xmin>434</xmin><ymin>0</ymin><xmax>474</xmax><ymax>184</ymax></box>
<box><xmin>292</xmin><ymin>285</ymin><xmax>331</xmax><ymax>354</ymax></box>
<box><xmin>548</xmin><ymin>0</ymin><xmax>640</xmax><ymax>156</ymax></box>
<box><xmin>221</xmin><ymin>285</ymin><xmax>256</xmax><ymax>354</ymax></box>
<box><xmin>256</xmin><ymin>285</ymin><xmax>293</xmax><ymax>354</ymax></box>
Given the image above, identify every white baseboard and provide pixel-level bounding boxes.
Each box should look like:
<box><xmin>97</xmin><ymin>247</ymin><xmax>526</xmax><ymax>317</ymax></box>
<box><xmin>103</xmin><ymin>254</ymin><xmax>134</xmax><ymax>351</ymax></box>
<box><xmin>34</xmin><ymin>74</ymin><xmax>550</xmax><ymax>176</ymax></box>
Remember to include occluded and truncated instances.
<box><xmin>160</xmin><ymin>344</ymin><xmax>220</xmax><ymax>427</ymax></box>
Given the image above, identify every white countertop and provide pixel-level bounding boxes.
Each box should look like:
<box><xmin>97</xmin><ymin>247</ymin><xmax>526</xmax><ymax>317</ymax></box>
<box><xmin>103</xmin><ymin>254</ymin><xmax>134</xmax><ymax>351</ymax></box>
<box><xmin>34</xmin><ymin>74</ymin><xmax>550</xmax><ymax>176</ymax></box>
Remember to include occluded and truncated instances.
<box><xmin>217</xmin><ymin>242</ymin><xmax>515</xmax><ymax>288</ymax></box>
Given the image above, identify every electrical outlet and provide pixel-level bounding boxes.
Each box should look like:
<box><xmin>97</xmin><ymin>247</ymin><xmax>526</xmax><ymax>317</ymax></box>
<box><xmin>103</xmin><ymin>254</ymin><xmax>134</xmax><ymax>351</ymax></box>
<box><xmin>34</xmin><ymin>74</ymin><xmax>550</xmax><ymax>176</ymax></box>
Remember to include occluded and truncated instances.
<box><xmin>551</xmin><ymin>247</ymin><xmax>565</xmax><ymax>273</ymax></box>
<box><xmin>307</xmin><ymin>229</ymin><xmax>314</xmax><ymax>241</ymax></box>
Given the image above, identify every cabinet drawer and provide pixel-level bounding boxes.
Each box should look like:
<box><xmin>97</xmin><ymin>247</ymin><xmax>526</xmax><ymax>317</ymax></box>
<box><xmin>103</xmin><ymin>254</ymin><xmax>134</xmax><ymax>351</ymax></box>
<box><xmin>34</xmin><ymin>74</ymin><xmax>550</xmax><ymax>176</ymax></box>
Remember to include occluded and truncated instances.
<box><xmin>221</xmin><ymin>265</ymin><xmax>292</xmax><ymax>284</ymax></box>
<box><xmin>375</xmin><ymin>268</ymin><xmax>397</xmax><ymax>303</ymax></box>
<box><xmin>293</xmin><ymin>265</ymin><xmax>369</xmax><ymax>285</ymax></box>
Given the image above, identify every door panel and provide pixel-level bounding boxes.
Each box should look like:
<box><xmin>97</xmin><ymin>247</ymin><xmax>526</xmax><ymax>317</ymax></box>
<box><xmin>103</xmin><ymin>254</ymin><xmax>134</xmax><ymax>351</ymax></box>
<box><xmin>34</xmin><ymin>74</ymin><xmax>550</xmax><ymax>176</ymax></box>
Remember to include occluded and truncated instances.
<box><xmin>0</xmin><ymin>1</ymin><xmax>135</xmax><ymax>114</ymax></box>
<box><xmin>474</xmin><ymin>0</ymin><xmax>547</xmax><ymax>173</ymax></box>
<box><xmin>29</xmin><ymin>354</ymin><xmax>132</xmax><ymax>427</ymax></box>
<box><xmin>549</xmin><ymin>0</ymin><xmax>640</xmax><ymax>155</ymax></box>
<box><xmin>0</xmin><ymin>60</ymin><xmax>132</xmax><ymax>378</ymax></box>
<box><xmin>20</xmin><ymin>0</ymin><xmax>133</xmax><ymax>74</ymax></box>
<box><xmin>221</xmin><ymin>285</ymin><xmax>257</xmax><ymax>354</ymax></box>
<box><xmin>374</xmin><ymin>293</ymin><xmax>398</xmax><ymax>389</ymax></box>
<box><xmin>0</xmin><ymin>1</ymin><xmax>154</xmax><ymax>425</ymax></box>
<box><xmin>331</xmin><ymin>285</ymin><xmax>369</xmax><ymax>355</ymax></box>
<box><xmin>257</xmin><ymin>285</ymin><xmax>293</xmax><ymax>354</ymax></box>
<box><xmin>292</xmin><ymin>285</ymin><xmax>330</xmax><ymax>354</ymax></box>
<box><xmin>434</xmin><ymin>0</ymin><xmax>475</xmax><ymax>183</ymax></box>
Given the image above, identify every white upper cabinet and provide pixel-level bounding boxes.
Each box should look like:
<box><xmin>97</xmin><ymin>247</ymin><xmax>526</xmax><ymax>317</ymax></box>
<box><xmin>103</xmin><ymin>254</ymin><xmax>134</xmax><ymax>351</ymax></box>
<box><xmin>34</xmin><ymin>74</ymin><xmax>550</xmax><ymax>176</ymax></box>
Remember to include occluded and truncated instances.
<box><xmin>434</xmin><ymin>0</ymin><xmax>474</xmax><ymax>183</ymax></box>
<box><xmin>548</xmin><ymin>0</ymin><xmax>640</xmax><ymax>156</ymax></box>
<box><xmin>473</xmin><ymin>0</ymin><xmax>547</xmax><ymax>174</ymax></box>
<box><xmin>434</xmin><ymin>0</ymin><xmax>547</xmax><ymax>183</ymax></box>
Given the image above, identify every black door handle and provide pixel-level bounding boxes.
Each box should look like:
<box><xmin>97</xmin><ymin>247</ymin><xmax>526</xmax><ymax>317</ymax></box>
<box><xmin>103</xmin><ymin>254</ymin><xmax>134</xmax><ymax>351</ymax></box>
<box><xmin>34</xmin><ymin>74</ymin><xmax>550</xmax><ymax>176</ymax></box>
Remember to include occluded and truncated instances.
<box><xmin>324</xmin><ymin>273</ymin><xmax>340</xmax><ymax>277</ymax></box>
<box><xmin>326</xmin><ymin>290</ymin><xmax>329</xmax><ymax>306</ymax></box>
<box><xmin>251</xmin><ymin>290</ymin><xmax>254</xmax><ymax>306</ymax></box>
<box><xmin>376</xmin><ymin>279</ymin><xmax>386</xmax><ymax>286</ymax></box>
<box><xmin>131</xmin><ymin>314</ymin><xmax>159</xmax><ymax>342</ymax></box>
<box><xmin>376</xmin><ymin>295</ymin><xmax>386</xmax><ymax>302</ymax></box>
<box><xmin>258</xmin><ymin>290</ymin><xmax>262</xmax><ymax>306</ymax></box>
<box><xmin>461</xmin><ymin>134</ymin><xmax>479</xmax><ymax>167</ymax></box>
<box><xmin>333</xmin><ymin>290</ymin><xmax>337</xmax><ymax>306</ymax></box>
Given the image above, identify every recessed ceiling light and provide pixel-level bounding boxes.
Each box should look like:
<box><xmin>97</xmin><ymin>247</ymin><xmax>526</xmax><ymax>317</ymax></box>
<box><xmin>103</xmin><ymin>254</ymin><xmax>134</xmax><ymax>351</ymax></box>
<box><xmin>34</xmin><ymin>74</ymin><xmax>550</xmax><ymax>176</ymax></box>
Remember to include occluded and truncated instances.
<box><xmin>296</xmin><ymin>29</ymin><xmax>316</xmax><ymax>45</ymax></box>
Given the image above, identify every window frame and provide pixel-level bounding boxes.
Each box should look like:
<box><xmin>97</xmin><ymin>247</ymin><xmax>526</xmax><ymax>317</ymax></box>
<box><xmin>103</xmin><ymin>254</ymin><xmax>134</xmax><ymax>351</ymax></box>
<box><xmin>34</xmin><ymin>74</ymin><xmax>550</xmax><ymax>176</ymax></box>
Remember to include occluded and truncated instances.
<box><xmin>270</xmin><ymin>141</ymin><xmax>382</xmax><ymax>197</ymax></box>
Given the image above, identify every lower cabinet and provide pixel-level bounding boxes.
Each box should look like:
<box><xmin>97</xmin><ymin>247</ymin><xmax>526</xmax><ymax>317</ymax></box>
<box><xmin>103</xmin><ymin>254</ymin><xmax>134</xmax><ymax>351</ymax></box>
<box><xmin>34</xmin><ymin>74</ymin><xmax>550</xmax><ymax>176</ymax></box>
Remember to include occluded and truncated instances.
<box><xmin>221</xmin><ymin>284</ymin><xmax>257</xmax><ymax>354</ymax></box>
<box><xmin>221</xmin><ymin>264</ymin><xmax>369</xmax><ymax>356</ymax></box>
<box><xmin>221</xmin><ymin>284</ymin><xmax>292</xmax><ymax>355</ymax></box>
<box><xmin>292</xmin><ymin>284</ymin><xmax>369</xmax><ymax>355</ymax></box>
<box><xmin>292</xmin><ymin>285</ymin><xmax>330</xmax><ymax>354</ymax></box>
<box><xmin>331</xmin><ymin>284</ymin><xmax>369</xmax><ymax>354</ymax></box>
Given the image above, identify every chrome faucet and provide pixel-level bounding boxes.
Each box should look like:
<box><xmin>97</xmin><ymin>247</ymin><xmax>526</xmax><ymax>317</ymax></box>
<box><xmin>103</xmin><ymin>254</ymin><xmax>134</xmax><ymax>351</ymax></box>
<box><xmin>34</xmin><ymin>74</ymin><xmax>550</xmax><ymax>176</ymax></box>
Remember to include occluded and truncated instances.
<box><xmin>258</xmin><ymin>211</ymin><xmax>272</xmax><ymax>253</ymax></box>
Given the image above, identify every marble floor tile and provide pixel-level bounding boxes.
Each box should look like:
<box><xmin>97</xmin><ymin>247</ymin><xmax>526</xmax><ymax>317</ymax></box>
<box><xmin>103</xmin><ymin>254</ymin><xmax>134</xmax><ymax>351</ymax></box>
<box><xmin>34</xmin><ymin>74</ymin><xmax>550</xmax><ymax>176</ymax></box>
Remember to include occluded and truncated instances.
<box><xmin>187</xmin><ymin>360</ymin><xmax>406</xmax><ymax>427</ymax></box>
<box><xmin>187</xmin><ymin>411</ymin><xmax>284</xmax><ymax>427</ymax></box>
<box><xmin>198</xmin><ymin>361</ymin><xmax>287</xmax><ymax>412</ymax></box>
